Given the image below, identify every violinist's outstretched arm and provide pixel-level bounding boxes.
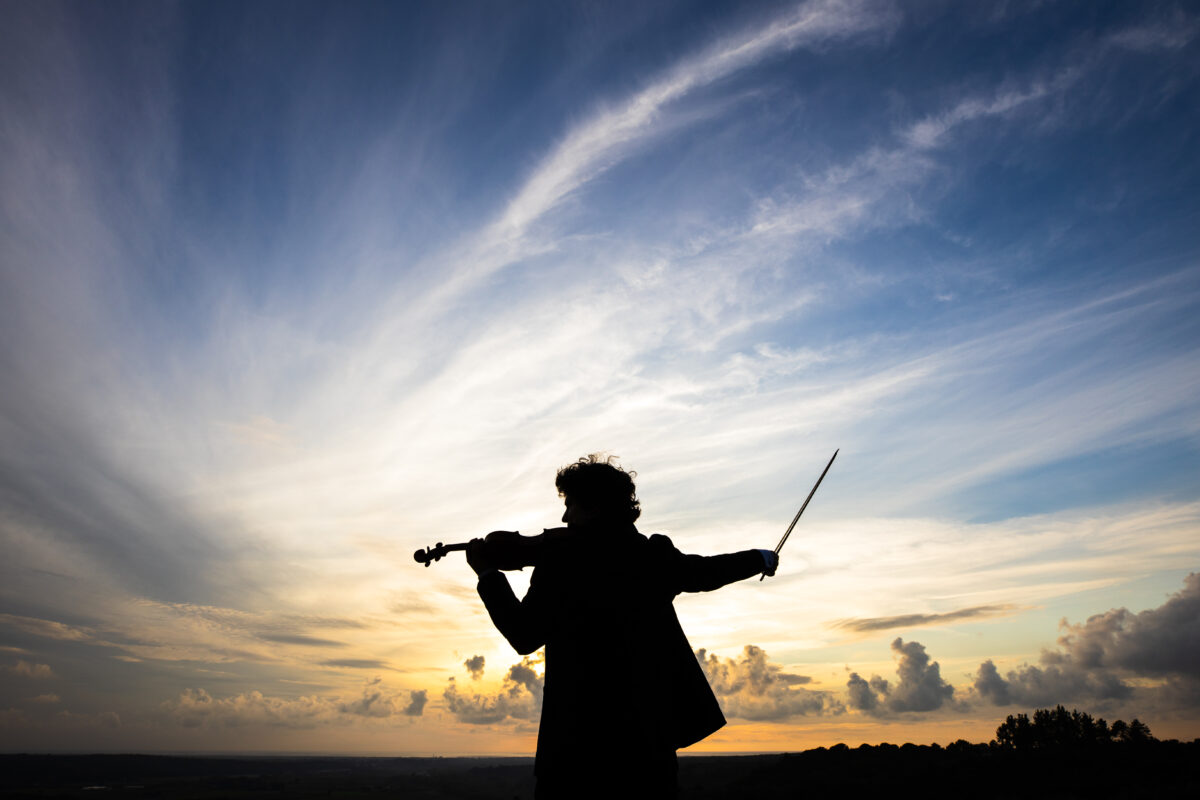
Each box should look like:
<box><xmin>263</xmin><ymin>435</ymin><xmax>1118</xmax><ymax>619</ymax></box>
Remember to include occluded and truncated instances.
<box><xmin>468</xmin><ymin>539</ymin><xmax>545</xmax><ymax>656</ymax></box>
<box><xmin>649</xmin><ymin>535</ymin><xmax>778</xmax><ymax>594</ymax></box>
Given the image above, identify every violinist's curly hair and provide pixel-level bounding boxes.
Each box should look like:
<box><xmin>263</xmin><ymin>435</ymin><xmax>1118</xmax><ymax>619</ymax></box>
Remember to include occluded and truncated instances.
<box><xmin>555</xmin><ymin>454</ymin><xmax>641</xmax><ymax>523</ymax></box>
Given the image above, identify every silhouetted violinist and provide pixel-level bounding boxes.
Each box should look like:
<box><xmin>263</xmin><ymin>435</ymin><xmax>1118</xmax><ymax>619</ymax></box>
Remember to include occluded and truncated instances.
<box><xmin>449</xmin><ymin>454</ymin><xmax>781</xmax><ymax>800</ymax></box>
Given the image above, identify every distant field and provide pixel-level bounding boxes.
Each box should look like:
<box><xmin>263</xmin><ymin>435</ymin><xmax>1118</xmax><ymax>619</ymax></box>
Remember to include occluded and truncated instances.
<box><xmin>3</xmin><ymin>743</ymin><xmax>1197</xmax><ymax>799</ymax></box>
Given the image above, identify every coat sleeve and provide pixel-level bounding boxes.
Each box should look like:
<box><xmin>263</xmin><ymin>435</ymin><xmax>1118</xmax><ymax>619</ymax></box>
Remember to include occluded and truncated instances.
<box><xmin>648</xmin><ymin>534</ymin><xmax>766</xmax><ymax>594</ymax></box>
<box><xmin>476</xmin><ymin>570</ymin><xmax>546</xmax><ymax>655</ymax></box>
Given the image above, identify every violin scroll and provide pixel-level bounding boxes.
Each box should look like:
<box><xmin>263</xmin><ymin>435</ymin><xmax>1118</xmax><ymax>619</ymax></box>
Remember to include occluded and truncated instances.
<box><xmin>413</xmin><ymin>541</ymin><xmax>468</xmax><ymax>567</ymax></box>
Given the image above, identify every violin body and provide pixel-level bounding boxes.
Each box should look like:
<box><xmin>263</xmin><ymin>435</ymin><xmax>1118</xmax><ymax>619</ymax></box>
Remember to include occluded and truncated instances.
<box><xmin>413</xmin><ymin>527</ymin><xmax>571</xmax><ymax>571</ymax></box>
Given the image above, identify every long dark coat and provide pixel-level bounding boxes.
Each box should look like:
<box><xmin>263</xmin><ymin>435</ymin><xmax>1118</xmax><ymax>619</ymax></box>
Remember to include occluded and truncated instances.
<box><xmin>476</xmin><ymin>525</ymin><xmax>764</xmax><ymax>785</ymax></box>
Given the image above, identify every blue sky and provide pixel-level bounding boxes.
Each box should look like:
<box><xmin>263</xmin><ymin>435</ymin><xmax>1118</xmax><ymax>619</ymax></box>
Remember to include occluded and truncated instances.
<box><xmin>1</xmin><ymin>0</ymin><xmax>1198</xmax><ymax>753</ymax></box>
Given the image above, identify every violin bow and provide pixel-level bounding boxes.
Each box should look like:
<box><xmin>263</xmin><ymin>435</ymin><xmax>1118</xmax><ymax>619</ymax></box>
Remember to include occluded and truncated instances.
<box><xmin>761</xmin><ymin>448</ymin><xmax>838</xmax><ymax>580</ymax></box>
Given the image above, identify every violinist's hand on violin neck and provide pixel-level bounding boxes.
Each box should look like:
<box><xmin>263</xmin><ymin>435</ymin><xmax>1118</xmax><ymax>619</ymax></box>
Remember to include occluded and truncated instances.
<box><xmin>466</xmin><ymin>538</ymin><xmax>494</xmax><ymax>576</ymax></box>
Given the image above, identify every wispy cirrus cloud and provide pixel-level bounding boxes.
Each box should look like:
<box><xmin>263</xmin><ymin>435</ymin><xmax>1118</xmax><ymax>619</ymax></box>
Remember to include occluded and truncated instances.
<box><xmin>427</xmin><ymin>0</ymin><xmax>898</xmax><ymax>306</ymax></box>
<box><xmin>1109</xmin><ymin>11</ymin><xmax>1199</xmax><ymax>52</ymax></box>
<box><xmin>258</xmin><ymin>634</ymin><xmax>346</xmax><ymax>648</ymax></box>
<box><xmin>833</xmin><ymin>604</ymin><xmax>1020</xmax><ymax>634</ymax></box>
<box><xmin>321</xmin><ymin>659</ymin><xmax>393</xmax><ymax>670</ymax></box>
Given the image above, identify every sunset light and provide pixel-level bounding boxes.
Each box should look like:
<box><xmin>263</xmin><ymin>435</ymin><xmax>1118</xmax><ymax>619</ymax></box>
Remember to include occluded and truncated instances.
<box><xmin>2</xmin><ymin>0</ymin><xmax>1198</xmax><ymax>767</ymax></box>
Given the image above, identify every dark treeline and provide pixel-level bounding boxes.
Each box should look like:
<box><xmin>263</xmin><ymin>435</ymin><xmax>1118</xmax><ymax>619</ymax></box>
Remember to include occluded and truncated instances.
<box><xmin>684</xmin><ymin>708</ymin><xmax>1195</xmax><ymax>799</ymax></box>
<box><xmin>2</xmin><ymin>708</ymin><xmax>1196</xmax><ymax>799</ymax></box>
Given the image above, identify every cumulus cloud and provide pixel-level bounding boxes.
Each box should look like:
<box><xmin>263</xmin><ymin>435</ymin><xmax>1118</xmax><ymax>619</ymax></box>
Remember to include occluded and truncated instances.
<box><xmin>442</xmin><ymin>679</ymin><xmax>507</xmax><ymax>725</ymax></box>
<box><xmin>163</xmin><ymin>677</ymin><xmax>424</xmax><ymax>728</ymax></box>
<box><xmin>403</xmin><ymin>690</ymin><xmax>427</xmax><ymax>717</ymax></box>
<box><xmin>846</xmin><ymin>638</ymin><xmax>955</xmax><ymax>716</ymax></box>
<box><xmin>4</xmin><ymin>660</ymin><xmax>54</xmax><ymax>679</ymax></box>
<box><xmin>444</xmin><ymin>645</ymin><xmax>840</xmax><ymax>727</ymax></box>
<box><xmin>505</xmin><ymin>657</ymin><xmax>542</xmax><ymax>696</ymax></box>
<box><xmin>464</xmin><ymin>655</ymin><xmax>485</xmax><ymax>680</ymax></box>
<box><xmin>443</xmin><ymin>654</ymin><xmax>544</xmax><ymax>725</ymax></box>
<box><xmin>165</xmin><ymin>688</ymin><xmax>340</xmax><ymax>728</ymax></box>
<box><xmin>885</xmin><ymin>639</ymin><xmax>956</xmax><ymax>712</ymax></box>
<box><xmin>972</xmin><ymin>573</ymin><xmax>1200</xmax><ymax>710</ymax></box>
<box><xmin>698</xmin><ymin>645</ymin><xmax>842</xmax><ymax>720</ymax></box>
<box><xmin>972</xmin><ymin>660</ymin><xmax>1012</xmax><ymax>706</ymax></box>
<box><xmin>1055</xmin><ymin>573</ymin><xmax>1200</xmax><ymax>677</ymax></box>
<box><xmin>336</xmin><ymin>677</ymin><xmax>415</xmax><ymax>718</ymax></box>
<box><xmin>833</xmin><ymin>604</ymin><xmax>1017</xmax><ymax>633</ymax></box>
<box><xmin>28</xmin><ymin>694</ymin><xmax>60</xmax><ymax>704</ymax></box>
<box><xmin>846</xmin><ymin>672</ymin><xmax>878</xmax><ymax>713</ymax></box>
<box><xmin>973</xmin><ymin>659</ymin><xmax>1132</xmax><ymax>709</ymax></box>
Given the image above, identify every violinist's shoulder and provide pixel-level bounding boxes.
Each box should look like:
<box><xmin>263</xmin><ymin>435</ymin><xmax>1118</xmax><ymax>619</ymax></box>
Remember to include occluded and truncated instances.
<box><xmin>646</xmin><ymin>532</ymin><xmax>680</xmax><ymax>553</ymax></box>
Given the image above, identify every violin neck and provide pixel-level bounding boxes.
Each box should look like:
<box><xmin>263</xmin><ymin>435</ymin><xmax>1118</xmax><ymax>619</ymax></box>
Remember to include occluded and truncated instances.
<box><xmin>414</xmin><ymin>540</ymin><xmax>474</xmax><ymax>567</ymax></box>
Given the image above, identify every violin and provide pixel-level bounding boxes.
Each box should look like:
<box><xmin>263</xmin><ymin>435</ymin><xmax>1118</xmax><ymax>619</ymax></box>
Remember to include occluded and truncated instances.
<box><xmin>413</xmin><ymin>528</ymin><xmax>572</xmax><ymax>571</ymax></box>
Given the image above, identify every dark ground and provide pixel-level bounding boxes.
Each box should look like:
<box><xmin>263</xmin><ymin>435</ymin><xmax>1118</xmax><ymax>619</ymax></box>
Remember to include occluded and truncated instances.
<box><xmin>3</xmin><ymin>741</ymin><xmax>1197</xmax><ymax>799</ymax></box>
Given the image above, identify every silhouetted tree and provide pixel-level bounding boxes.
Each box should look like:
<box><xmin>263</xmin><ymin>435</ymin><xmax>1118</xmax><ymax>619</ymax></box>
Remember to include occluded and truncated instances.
<box><xmin>994</xmin><ymin>706</ymin><xmax>1153</xmax><ymax>750</ymax></box>
<box><xmin>995</xmin><ymin>712</ymin><xmax>1033</xmax><ymax>750</ymax></box>
<box><xmin>946</xmin><ymin>738</ymin><xmax>974</xmax><ymax>755</ymax></box>
<box><xmin>1121</xmin><ymin>718</ymin><xmax>1154</xmax><ymax>744</ymax></box>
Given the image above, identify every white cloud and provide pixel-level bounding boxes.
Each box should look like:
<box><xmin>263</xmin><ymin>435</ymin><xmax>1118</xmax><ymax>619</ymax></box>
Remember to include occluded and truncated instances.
<box><xmin>337</xmin><ymin>677</ymin><xmax>423</xmax><ymax>718</ymax></box>
<box><xmin>165</xmin><ymin>688</ymin><xmax>339</xmax><ymax>729</ymax></box>
<box><xmin>442</xmin><ymin>654</ymin><xmax>544</xmax><ymax>725</ymax></box>
<box><xmin>972</xmin><ymin>573</ymin><xmax>1200</xmax><ymax>712</ymax></box>
<box><xmin>846</xmin><ymin>638</ymin><xmax>956</xmax><ymax>715</ymax></box>
<box><xmin>163</xmin><ymin>677</ymin><xmax>425</xmax><ymax>728</ymax></box>
<box><xmin>699</xmin><ymin>644</ymin><xmax>842</xmax><ymax>720</ymax></box>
